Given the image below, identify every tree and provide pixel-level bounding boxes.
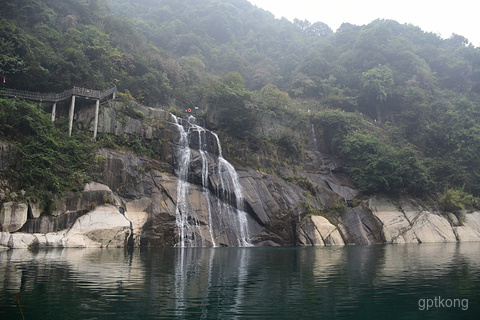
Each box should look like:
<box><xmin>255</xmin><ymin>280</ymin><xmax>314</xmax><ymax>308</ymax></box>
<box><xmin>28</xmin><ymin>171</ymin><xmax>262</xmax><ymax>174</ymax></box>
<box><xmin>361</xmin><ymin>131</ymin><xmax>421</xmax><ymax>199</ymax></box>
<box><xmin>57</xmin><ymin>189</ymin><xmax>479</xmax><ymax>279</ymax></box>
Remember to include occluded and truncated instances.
<box><xmin>206</xmin><ymin>72</ymin><xmax>253</xmax><ymax>138</ymax></box>
<box><xmin>340</xmin><ymin>131</ymin><xmax>431</xmax><ymax>195</ymax></box>
<box><xmin>361</xmin><ymin>64</ymin><xmax>394</xmax><ymax>122</ymax></box>
<box><xmin>256</xmin><ymin>83</ymin><xmax>290</xmax><ymax>111</ymax></box>
<box><xmin>0</xmin><ymin>19</ymin><xmax>26</xmax><ymax>78</ymax></box>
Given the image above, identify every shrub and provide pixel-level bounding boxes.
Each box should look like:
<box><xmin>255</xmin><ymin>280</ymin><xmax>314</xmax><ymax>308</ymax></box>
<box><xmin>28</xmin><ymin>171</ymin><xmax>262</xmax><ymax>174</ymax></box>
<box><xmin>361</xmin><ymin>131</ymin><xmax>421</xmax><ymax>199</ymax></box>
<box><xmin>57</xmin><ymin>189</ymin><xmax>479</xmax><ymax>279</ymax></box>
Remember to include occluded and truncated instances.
<box><xmin>440</xmin><ymin>187</ymin><xmax>479</xmax><ymax>213</ymax></box>
<box><xmin>340</xmin><ymin>131</ymin><xmax>432</xmax><ymax>195</ymax></box>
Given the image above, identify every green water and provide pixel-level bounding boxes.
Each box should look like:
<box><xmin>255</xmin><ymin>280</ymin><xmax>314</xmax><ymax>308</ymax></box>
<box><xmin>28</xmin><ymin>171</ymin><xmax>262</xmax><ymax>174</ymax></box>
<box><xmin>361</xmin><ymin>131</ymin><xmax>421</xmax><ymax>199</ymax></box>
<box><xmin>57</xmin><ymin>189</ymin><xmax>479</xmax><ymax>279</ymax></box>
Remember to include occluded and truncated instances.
<box><xmin>0</xmin><ymin>243</ymin><xmax>479</xmax><ymax>319</ymax></box>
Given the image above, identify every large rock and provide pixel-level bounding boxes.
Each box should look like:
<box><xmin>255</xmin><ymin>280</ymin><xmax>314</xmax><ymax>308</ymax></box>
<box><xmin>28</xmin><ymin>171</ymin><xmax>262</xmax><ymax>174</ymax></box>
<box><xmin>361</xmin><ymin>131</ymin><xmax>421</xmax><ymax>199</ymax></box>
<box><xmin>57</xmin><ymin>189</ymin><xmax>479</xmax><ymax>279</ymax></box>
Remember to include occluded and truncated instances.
<box><xmin>0</xmin><ymin>202</ymin><xmax>28</xmax><ymax>232</ymax></box>
<box><xmin>8</xmin><ymin>233</ymin><xmax>36</xmax><ymax>249</ymax></box>
<box><xmin>21</xmin><ymin>182</ymin><xmax>121</xmax><ymax>234</ymax></box>
<box><xmin>64</xmin><ymin>205</ymin><xmax>131</xmax><ymax>248</ymax></box>
<box><xmin>297</xmin><ymin>215</ymin><xmax>344</xmax><ymax>246</ymax></box>
<box><xmin>28</xmin><ymin>201</ymin><xmax>42</xmax><ymax>219</ymax></box>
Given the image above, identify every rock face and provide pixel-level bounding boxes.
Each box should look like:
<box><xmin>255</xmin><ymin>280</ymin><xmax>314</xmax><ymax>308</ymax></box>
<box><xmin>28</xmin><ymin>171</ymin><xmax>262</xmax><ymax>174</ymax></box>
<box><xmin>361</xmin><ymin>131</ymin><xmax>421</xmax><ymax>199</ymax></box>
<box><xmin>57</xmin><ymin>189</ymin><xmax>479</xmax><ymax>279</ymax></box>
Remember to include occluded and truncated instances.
<box><xmin>297</xmin><ymin>215</ymin><xmax>345</xmax><ymax>246</ymax></box>
<box><xmin>0</xmin><ymin>202</ymin><xmax>28</xmax><ymax>232</ymax></box>
<box><xmin>2</xmin><ymin>103</ymin><xmax>480</xmax><ymax>249</ymax></box>
<box><xmin>294</xmin><ymin>197</ymin><xmax>480</xmax><ymax>247</ymax></box>
<box><xmin>368</xmin><ymin>197</ymin><xmax>480</xmax><ymax>244</ymax></box>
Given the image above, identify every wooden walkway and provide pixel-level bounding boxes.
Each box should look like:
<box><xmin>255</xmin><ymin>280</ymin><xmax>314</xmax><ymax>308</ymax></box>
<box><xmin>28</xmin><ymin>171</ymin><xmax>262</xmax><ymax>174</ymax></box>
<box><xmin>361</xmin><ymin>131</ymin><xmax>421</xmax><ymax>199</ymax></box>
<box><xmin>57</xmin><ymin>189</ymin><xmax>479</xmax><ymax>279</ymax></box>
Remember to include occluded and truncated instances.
<box><xmin>0</xmin><ymin>86</ymin><xmax>117</xmax><ymax>102</ymax></box>
<box><xmin>0</xmin><ymin>86</ymin><xmax>117</xmax><ymax>138</ymax></box>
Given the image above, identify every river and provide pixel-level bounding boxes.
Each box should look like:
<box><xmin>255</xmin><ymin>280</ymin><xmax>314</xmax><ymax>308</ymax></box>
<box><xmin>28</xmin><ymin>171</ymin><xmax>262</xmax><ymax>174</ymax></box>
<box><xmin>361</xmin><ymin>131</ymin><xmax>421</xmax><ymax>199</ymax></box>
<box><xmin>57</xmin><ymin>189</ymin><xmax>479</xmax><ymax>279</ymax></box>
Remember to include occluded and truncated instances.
<box><xmin>1</xmin><ymin>243</ymin><xmax>479</xmax><ymax>319</ymax></box>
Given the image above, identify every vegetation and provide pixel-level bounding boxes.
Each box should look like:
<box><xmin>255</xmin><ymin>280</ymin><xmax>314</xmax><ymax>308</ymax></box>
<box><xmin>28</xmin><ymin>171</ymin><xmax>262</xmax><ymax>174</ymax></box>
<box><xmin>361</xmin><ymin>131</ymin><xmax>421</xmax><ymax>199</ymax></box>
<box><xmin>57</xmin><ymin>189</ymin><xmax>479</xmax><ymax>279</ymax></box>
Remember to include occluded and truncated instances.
<box><xmin>440</xmin><ymin>187</ymin><xmax>480</xmax><ymax>213</ymax></box>
<box><xmin>2</xmin><ymin>0</ymin><xmax>480</xmax><ymax>206</ymax></box>
<box><xmin>0</xmin><ymin>98</ymin><xmax>94</xmax><ymax>211</ymax></box>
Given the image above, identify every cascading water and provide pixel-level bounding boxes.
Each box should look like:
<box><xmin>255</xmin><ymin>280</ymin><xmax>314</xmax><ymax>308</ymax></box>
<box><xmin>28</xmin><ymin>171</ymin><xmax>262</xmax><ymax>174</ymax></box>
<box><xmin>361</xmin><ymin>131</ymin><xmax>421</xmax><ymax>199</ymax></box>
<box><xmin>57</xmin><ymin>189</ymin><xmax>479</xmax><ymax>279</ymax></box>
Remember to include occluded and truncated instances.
<box><xmin>310</xmin><ymin>123</ymin><xmax>319</xmax><ymax>151</ymax></box>
<box><xmin>212</xmin><ymin>133</ymin><xmax>251</xmax><ymax>247</ymax></box>
<box><xmin>196</xmin><ymin>126</ymin><xmax>216</xmax><ymax>247</ymax></box>
<box><xmin>171</xmin><ymin>114</ymin><xmax>251</xmax><ymax>247</ymax></box>
<box><xmin>172</xmin><ymin>115</ymin><xmax>198</xmax><ymax>247</ymax></box>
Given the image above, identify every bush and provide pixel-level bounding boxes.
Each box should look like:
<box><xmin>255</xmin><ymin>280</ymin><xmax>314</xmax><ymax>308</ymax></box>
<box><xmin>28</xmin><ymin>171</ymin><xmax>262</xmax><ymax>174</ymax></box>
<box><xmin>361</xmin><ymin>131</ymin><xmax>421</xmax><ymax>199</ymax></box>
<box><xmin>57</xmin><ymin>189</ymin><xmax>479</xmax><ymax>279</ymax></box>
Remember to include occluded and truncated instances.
<box><xmin>0</xmin><ymin>98</ymin><xmax>94</xmax><ymax>211</ymax></box>
<box><xmin>340</xmin><ymin>131</ymin><xmax>432</xmax><ymax>195</ymax></box>
<box><xmin>440</xmin><ymin>187</ymin><xmax>479</xmax><ymax>213</ymax></box>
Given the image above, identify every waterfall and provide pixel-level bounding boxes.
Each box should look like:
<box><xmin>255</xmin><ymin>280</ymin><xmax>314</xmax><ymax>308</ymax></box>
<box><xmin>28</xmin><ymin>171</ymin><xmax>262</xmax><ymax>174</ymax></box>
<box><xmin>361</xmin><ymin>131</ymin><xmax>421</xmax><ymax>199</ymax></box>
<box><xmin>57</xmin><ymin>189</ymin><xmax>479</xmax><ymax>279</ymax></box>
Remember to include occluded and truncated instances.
<box><xmin>196</xmin><ymin>126</ymin><xmax>216</xmax><ymax>247</ymax></box>
<box><xmin>213</xmin><ymin>133</ymin><xmax>251</xmax><ymax>247</ymax></box>
<box><xmin>171</xmin><ymin>114</ymin><xmax>251</xmax><ymax>247</ymax></box>
<box><xmin>172</xmin><ymin>115</ymin><xmax>197</xmax><ymax>247</ymax></box>
<box><xmin>310</xmin><ymin>123</ymin><xmax>318</xmax><ymax>151</ymax></box>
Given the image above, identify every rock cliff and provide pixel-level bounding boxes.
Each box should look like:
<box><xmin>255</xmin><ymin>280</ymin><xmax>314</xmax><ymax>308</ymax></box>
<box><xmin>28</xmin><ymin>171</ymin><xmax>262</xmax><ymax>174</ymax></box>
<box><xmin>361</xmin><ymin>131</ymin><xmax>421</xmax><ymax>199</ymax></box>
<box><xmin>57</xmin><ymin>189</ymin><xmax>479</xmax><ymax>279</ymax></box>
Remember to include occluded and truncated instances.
<box><xmin>1</xmin><ymin>101</ymin><xmax>480</xmax><ymax>249</ymax></box>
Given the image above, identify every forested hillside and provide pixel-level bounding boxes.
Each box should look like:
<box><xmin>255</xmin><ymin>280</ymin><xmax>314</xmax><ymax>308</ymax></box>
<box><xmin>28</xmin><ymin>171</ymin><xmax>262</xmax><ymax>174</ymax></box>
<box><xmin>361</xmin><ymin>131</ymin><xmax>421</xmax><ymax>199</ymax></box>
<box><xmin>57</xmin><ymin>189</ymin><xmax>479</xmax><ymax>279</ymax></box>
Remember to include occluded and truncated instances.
<box><xmin>2</xmin><ymin>0</ymin><xmax>480</xmax><ymax>208</ymax></box>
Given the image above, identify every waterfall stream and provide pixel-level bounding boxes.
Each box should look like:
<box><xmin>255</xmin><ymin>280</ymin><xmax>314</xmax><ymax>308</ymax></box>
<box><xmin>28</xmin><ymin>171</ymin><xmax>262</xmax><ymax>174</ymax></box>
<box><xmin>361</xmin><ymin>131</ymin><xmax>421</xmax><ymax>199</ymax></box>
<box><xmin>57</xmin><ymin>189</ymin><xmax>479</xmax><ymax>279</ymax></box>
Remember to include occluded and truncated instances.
<box><xmin>171</xmin><ymin>114</ymin><xmax>251</xmax><ymax>247</ymax></box>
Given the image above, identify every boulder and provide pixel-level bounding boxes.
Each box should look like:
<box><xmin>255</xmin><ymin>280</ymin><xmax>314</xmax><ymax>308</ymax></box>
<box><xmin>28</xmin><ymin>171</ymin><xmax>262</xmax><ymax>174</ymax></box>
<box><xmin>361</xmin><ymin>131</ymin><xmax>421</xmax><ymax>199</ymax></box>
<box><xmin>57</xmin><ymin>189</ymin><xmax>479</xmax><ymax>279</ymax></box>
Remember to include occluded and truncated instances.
<box><xmin>0</xmin><ymin>202</ymin><xmax>28</xmax><ymax>232</ymax></box>
<box><xmin>64</xmin><ymin>205</ymin><xmax>131</xmax><ymax>247</ymax></box>
<box><xmin>8</xmin><ymin>233</ymin><xmax>36</xmax><ymax>249</ymax></box>
<box><xmin>28</xmin><ymin>201</ymin><xmax>42</xmax><ymax>219</ymax></box>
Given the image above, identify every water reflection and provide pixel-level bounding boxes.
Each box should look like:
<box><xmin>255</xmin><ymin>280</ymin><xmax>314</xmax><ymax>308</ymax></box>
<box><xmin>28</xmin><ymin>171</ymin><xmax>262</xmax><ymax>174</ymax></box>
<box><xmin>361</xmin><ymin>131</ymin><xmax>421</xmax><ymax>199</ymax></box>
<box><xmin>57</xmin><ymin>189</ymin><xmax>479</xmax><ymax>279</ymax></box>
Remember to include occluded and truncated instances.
<box><xmin>1</xmin><ymin>243</ymin><xmax>479</xmax><ymax>319</ymax></box>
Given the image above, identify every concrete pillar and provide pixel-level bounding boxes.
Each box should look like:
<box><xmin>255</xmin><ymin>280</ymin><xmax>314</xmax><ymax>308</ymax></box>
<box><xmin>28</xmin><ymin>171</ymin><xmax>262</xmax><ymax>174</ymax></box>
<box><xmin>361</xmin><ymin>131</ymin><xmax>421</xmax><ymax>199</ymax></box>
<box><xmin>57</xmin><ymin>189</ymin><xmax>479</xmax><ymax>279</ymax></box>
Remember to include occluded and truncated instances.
<box><xmin>51</xmin><ymin>102</ymin><xmax>57</xmax><ymax>122</ymax></box>
<box><xmin>93</xmin><ymin>99</ymin><xmax>100</xmax><ymax>139</ymax></box>
<box><xmin>68</xmin><ymin>95</ymin><xmax>76</xmax><ymax>137</ymax></box>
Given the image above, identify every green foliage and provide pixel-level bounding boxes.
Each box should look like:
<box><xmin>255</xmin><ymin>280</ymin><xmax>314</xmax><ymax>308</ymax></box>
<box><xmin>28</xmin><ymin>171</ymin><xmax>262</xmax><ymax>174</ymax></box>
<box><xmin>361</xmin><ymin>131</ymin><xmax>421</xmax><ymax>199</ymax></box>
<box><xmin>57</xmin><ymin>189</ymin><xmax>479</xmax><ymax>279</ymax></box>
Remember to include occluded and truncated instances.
<box><xmin>0</xmin><ymin>98</ymin><xmax>94</xmax><ymax>210</ymax></box>
<box><xmin>276</xmin><ymin>129</ymin><xmax>300</xmax><ymax>154</ymax></box>
<box><xmin>440</xmin><ymin>187</ymin><xmax>479</xmax><ymax>213</ymax></box>
<box><xmin>3</xmin><ymin>0</ymin><xmax>480</xmax><ymax>200</ymax></box>
<box><xmin>361</xmin><ymin>64</ymin><xmax>394</xmax><ymax>103</ymax></box>
<box><xmin>205</xmin><ymin>72</ymin><xmax>253</xmax><ymax>138</ymax></box>
<box><xmin>312</xmin><ymin>108</ymin><xmax>360</xmax><ymax>153</ymax></box>
<box><xmin>339</xmin><ymin>131</ymin><xmax>432</xmax><ymax>195</ymax></box>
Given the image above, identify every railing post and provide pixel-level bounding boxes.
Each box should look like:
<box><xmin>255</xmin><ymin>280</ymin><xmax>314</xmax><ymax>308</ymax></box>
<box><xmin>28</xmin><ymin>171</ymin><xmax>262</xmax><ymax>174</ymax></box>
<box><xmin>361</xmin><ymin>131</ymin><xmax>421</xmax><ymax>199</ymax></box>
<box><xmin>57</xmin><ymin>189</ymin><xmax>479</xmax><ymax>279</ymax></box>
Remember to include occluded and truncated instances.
<box><xmin>51</xmin><ymin>102</ymin><xmax>57</xmax><ymax>122</ymax></box>
<box><xmin>93</xmin><ymin>99</ymin><xmax>100</xmax><ymax>140</ymax></box>
<box><xmin>68</xmin><ymin>95</ymin><xmax>76</xmax><ymax>136</ymax></box>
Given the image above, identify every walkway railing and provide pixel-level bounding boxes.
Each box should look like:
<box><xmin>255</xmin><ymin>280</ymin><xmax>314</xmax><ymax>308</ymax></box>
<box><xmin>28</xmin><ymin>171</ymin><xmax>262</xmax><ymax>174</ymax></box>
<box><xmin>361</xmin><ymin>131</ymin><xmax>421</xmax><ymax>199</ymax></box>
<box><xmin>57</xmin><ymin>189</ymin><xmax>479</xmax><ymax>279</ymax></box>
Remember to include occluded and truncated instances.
<box><xmin>0</xmin><ymin>86</ymin><xmax>117</xmax><ymax>102</ymax></box>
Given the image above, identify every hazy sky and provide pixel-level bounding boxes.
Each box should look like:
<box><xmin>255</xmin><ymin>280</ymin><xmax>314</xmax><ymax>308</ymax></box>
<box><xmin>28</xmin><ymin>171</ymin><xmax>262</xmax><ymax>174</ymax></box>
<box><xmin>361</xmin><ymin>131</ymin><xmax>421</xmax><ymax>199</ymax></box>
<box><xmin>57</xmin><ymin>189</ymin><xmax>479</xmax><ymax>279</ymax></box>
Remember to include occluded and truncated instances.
<box><xmin>248</xmin><ymin>0</ymin><xmax>479</xmax><ymax>47</ymax></box>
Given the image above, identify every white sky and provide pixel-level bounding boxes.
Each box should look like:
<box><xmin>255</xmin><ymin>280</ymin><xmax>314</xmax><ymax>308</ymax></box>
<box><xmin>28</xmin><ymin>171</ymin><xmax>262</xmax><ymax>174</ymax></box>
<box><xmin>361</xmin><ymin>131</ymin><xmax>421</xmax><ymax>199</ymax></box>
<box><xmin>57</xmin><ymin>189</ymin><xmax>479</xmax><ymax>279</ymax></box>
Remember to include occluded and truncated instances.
<box><xmin>248</xmin><ymin>0</ymin><xmax>479</xmax><ymax>47</ymax></box>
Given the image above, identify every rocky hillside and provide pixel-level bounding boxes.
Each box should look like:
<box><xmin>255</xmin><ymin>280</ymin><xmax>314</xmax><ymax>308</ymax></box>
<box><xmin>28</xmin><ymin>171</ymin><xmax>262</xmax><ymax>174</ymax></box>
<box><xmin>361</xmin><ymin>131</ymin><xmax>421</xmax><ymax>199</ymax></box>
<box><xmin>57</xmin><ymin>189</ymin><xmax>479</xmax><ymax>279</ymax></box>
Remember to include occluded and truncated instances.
<box><xmin>2</xmin><ymin>100</ymin><xmax>480</xmax><ymax>248</ymax></box>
